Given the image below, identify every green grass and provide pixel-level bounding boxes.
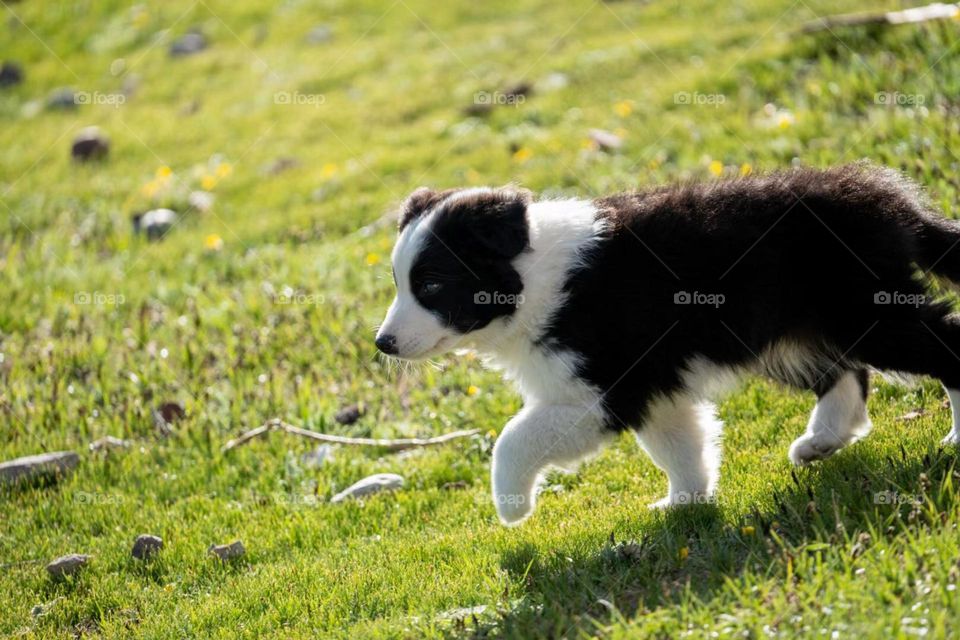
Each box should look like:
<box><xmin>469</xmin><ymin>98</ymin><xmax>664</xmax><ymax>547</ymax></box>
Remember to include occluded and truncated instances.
<box><xmin>3</xmin><ymin>0</ymin><xmax>960</xmax><ymax>637</ymax></box>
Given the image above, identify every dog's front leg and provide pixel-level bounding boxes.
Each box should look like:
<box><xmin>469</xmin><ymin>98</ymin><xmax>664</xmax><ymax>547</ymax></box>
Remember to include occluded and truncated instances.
<box><xmin>491</xmin><ymin>403</ymin><xmax>612</xmax><ymax>525</ymax></box>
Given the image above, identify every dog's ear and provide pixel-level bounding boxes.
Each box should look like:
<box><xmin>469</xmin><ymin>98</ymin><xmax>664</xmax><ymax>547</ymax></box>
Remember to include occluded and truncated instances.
<box><xmin>399</xmin><ymin>187</ymin><xmax>466</xmax><ymax>231</ymax></box>
<box><xmin>463</xmin><ymin>187</ymin><xmax>531</xmax><ymax>259</ymax></box>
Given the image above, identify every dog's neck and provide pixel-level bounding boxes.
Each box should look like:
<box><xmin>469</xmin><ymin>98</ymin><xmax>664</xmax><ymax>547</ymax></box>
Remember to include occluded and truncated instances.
<box><xmin>459</xmin><ymin>199</ymin><xmax>606</xmax><ymax>403</ymax></box>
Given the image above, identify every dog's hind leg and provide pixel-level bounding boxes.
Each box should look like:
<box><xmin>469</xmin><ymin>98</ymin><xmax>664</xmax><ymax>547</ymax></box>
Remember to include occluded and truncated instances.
<box><xmin>942</xmin><ymin>385</ymin><xmax>960</xmax><ymax>445</ymax></box>
<box><xmin>844</xmin><ymin>311</ymin><xmax>960</xmax><ymax>447</ymax></box>
<box><xmin>789</xmin><ymin>368</ymin><xmax>872</xmax><ymax>465</ymax></box>
<box><xmin>491</xmin><ymin>404</ymin><xmax>613</xmax><ymax>525</ymax></box>
<box><xmin>635</xmin><ymin>394</ymin><xmax>722</xmax><ymax>508</ymax></box>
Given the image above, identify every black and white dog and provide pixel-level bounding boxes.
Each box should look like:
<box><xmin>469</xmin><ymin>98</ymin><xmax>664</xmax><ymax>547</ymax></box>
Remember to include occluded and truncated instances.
<box><xmin>375</xmin><ymin>164</ymin><xmax>960</xmax><ymax>525</ymax></box>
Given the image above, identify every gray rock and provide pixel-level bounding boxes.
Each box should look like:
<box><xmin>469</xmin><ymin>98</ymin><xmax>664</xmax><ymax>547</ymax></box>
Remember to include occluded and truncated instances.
<box><xmin>588</xmin><ymin>128</ymin><xmax>623</xmax><ymax>152</ymax></box>
<box><xmin>71</xmin><ymin>126</ymin><xmax>109</xmax><ymax>162</ymax></box>
<box><xmin>46</xmin><ymin>554</ymin><xmax>90</xmax><ymax>579</ymax></box>
<box><xmin>0</xmin><ymin>451</ymin><xmax>79</xmax><ymax>486</ymax></box>
<box><xmin>131</xmin><ymin>534</ymin><xmax>163</xmax><ymax>560</ymax></box>
<box><xmin>132</xmin><ymin>209</ymin><xmax>177</xmax><ymax>241</ymax></box>
<box><xmin>0</xmin><ymin>61</ymin><xmax>24</xmax><ymax>88</ymax></box>
<box><xmin>170</xmin><ymin>32</ymin><xmax>207</xmax><ymax>57</ymax></box>
<box><xmin>330</xmin><ymin>473</ymin><xmax>404</xmax><ymax>503</ymax></box>
<box><xmin>208</xmin><ymin>540</ymin><xmax>245</xmax><ymax>561</ymax></box>
<box><xmin>334</xmin><ymin>403</ymin><xmax>363</xmax><ymax>425</ymax></box>
<box><xmin>46</xmin><ymin>87</ymin><xmax>78</xmax><ymax>110</ymax></box>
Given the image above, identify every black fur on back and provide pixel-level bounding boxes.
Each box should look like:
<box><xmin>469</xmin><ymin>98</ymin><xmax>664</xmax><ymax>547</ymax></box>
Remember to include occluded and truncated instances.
<box><xmin>539</xmin><ymin>164</ymin><xmax>960</xmax><ymax>430</ymax></box>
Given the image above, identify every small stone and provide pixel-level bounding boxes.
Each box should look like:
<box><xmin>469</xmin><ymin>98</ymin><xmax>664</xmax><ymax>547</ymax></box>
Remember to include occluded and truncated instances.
<box><xmin>899</xmin><ymin>410</ymin><xmax>924</xmax><ymax>421</ymax></box>
<box><xmin>0</xmin><ymin>451</ymin><xmax>79</xmax><ymax>486</ymax></box>
<box><xmin>261</xmin><ymin>156</ymin><xmax>300</xmax><ymax>176</ymax></box>
<box><xmin>131</xmin><ymin>534</ymin><xmax>163</xmax><ymax>560</ymax></box>
<box><xmin>208</xmin><ymin>540</ymin><xmax>245</xmax><ymax>562</ymax></box>
<box><xmin>588</xmin><ymin>128</ymin><xmax>623</xmax><ymax>152</ymax></box>
<box><xmin>188</xmin><ymin>190</ymin><xmax>215</xmax><ymax>212</ymax></box>
<box><xmin>89</xmin><ymin>436</ymin><xmax>131</xmax><ymax>452</ymax></box>
<box><xmin>71</xmin><ymin>126</ymin><xmax>109</xmax><ymax>162</ymax></box>
<box><xmin>46</xmin><ymin>554</ymin><xmax>90</xmax><ymax>579</ymax></box>
<box><xmin>330</xmin><ymin>473</ymin><xmax>404</xmax><ymax>503</ymax></box>
<box><xmin>46</xmin><ymin>87</ymin><xmax>78</xmax><ymax>110</ymax></box>
<box><xmin>334</xmin><ymin>404</ymin><xmax>363</xmax><ymax>425</ymax></box>
<box><xmin>305</xmin><ymin>24</ymin><xmax>334</xmax><ymax>45</ymax></box>
<box><xmin>170</xmin><ymin>32</ymin><xmax>207</xmax><ymax>57</ymax></box>
<box><xmin>132</xmin><ymin>209</ymin><xmax>177</xmax><ymax>242</ymax></box>
<box><xmin>441</xmin><ymin>480</ymin><xmax>468</xmax><ymax>491</ymax></box>
<box><xmin>0</xmin><ymin>61</ymin><xmax>24</xmax><ymax>87</ymax></box>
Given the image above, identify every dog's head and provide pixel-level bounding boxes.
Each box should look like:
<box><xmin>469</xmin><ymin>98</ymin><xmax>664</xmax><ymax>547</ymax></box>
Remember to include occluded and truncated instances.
<box><xmin>375</xmin><ymin>186</ymin><xmax>532</xmax><ymax>359</ymax></box>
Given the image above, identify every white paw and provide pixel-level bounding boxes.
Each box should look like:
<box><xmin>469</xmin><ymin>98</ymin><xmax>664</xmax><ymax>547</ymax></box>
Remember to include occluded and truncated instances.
<box><xmin>788</xmin><ymin>433</ymin><xmax>845</xmax><ymax>465</ymax></box>
<box><xmin>942</xmin><ymin>431</ymin><xmax>960</xmax><ymax>446</ymax></box>
<box><xmin>494</xmin><ymin>491</ymin><xmax>534</xmax><ymax>526</ymax></box>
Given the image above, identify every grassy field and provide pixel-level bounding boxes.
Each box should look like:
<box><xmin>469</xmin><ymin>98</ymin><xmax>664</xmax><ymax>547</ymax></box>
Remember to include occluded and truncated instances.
<box><xmin>3</xmin><ymin>0</ymin><xmax>960</xmax><ymax>637</ymax></box>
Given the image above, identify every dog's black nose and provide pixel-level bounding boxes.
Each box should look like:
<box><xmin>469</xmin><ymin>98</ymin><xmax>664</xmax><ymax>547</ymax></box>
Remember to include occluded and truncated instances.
<box><xmin>375</xmin><ymin>334</ymin><xmax>398</xmax><ymax>355</ymax></box>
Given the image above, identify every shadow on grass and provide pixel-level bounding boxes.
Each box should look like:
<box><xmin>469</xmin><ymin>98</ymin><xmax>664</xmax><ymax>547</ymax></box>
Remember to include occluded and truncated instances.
<box><xmin>450</xmin><ymin>444</ymin><xmax>958</xmax><ymax>639</ymax></box>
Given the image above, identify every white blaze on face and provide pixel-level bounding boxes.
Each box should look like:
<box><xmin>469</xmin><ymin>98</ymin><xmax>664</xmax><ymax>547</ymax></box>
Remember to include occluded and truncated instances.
<box><xmin>376</xmin><ymin>215</ymin><xmax>457</xmax><ymax>359</ymax></box>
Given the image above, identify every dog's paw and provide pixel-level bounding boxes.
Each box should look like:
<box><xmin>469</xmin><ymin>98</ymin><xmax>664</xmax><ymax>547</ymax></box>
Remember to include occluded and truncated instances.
<box><xmin>647</xmin><ymin>496</ymin><xmax>673</xmax><ymax>510</ymax></box>
<box><xmin>942</xmin><ymin>430</ymin><xmax>960</xmax><ymax>447</ymax></box>
<box><xmin>648</xmin><ymin>490</ymin><xmax>713</xmax><ymax>510</ymax></box>
<box><xmin>494</xmin><ymin>492</ymin><xmax>534</xmax><ymax>526</ymax></box>
<box><xmin>788</xmin><ymin>433</ymin><xmax>843</xmax><ymax>465</ymax></box>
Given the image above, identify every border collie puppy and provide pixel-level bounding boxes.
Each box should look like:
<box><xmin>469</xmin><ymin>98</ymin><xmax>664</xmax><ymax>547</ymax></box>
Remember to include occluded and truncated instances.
<box><xmin>375</xmin><ymin>164</ymin><xmax>960</xmax><ymax>525</ymax></box>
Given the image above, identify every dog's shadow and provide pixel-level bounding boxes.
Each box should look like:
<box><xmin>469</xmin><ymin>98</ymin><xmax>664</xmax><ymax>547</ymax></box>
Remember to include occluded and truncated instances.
<box><xmin>468</xmin><ymin>445</ymin><xmax>957</xmax><ymax>638</ymax></box>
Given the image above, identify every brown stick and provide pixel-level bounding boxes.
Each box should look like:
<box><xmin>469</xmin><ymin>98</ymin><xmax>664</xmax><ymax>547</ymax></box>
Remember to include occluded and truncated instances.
<box><xmin>222</xmin><ymin>418</ymin><xmax>479</xmax><ymax>453</ymax></box>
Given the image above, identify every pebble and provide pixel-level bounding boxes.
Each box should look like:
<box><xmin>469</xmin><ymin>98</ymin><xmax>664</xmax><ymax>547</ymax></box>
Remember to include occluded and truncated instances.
<box><xmin>131</xmin><ymin>534</ymin><xmax>163</xmax><ymax>560</ymax></box>
<box><xmin>334</xmin><ymin>403</ymin><xmax>363</xmax><ymax>425</ymax></box>
<box><xmin>133</xmin><ymin>209</ymin><xmax>177</xmax><ymax>241</ymax></box>
<box><xmin>0</xmin><ymin>451</ymin><xmax>79</xmax><ymax>486</ymax></box>
<box><xmin>89</xmin><ymin>436</ymin><xmax>131</xmax><ymax>452</ymax></box>
<box><xmin>46</xmin><ymin>87</ymin><xmax>78</xmax><ymax>110</ymax></box>
<box><xmin>170</xmin><ymin>32</ymin><xmax>207</xmax><ymax>57</ymax></box>
<box><xmin>0</xmin><ymin>61</ymin><xmax>24</xmax><ymax>87</ymax></box>
<box><xmin>71</xmin><ymin>126</ymin><xmax>110</xmax><ymax>162</ymax></box>
<box><xmin>330</xmin><ymin>473</ymin><xmax>404</xmax><ymax>503</ymax></box>
<box><xmin>46</xmin><ymin>554</ymin><xmax>90</xmax><ymax>579</ymax></box>
<box><xmin>208</xmin><ymin>540</ymin><xmax>245</xmax><ymax>561</ymax></box>
<box><xmin>588</xmin><ymin>128</ymin><xmax>623</xmax><ymax>152</ymax></box>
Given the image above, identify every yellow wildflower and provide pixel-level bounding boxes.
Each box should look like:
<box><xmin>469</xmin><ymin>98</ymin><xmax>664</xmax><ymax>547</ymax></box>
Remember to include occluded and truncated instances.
<box><xmin>204</xmin><ymin>234</ymin><xmax>223</xmax><ymax>252</ymax></box>
<box><xmin>156</xmin><ymin>166</ymin><xmax>172</xmax><ymax>179</ymax></box>
<box><xmin>739</xmin><ymin>163</ymin><xmax>753</xmax><ymax>177</ymax></box>
<box><xmin>512</xmin><ymin>147</ymin><xmax>533</xmax><ymax>163</ymax></box>
<box><xmin>215</xmin><ymin>162</ymin><xmax>233</xmax><ymax>178</ymax></box>
<box><xmin>679</xmin><ymin>547</ymin><xmax>689</xmax><ymax>561</ymax></box>
<box><xmin>466</xmin><ymin>385</ymin><xmax>479</xmax><ymax>396</ymax></box>
<box><xmin>320</xmin><ymin>163</ymin><xmax>338</xmax><ymax>179</ymax></box>
<box><xmin>741</xmin><ymin>525</ymin><xmax>756</xmax><ymax>536</ymax></box>
<box><xmin>708</xmin><ymin>160</ymin><xmax>723</xmax><ymax>177</ymax></box>
<box><xmin>365</xmin><ymin>252</ymin><xmax>381</xmax><ymax>266</ymax></box>
<box><xmin>614</xmin><ymin>100</ymin><xmax>633</xmax><ymax>118</ymax></box>
<box><xmin>201</xmin><ymin>175</ymin><xmax>217</xmax><ymax>190</ymax></box>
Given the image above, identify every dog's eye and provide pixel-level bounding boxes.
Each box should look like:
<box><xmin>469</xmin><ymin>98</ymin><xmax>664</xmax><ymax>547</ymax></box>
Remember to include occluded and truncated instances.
<box><xmin>419</xmin><ymin>281</ymin><xmax>443</xmax><ymax>296</ymax></box>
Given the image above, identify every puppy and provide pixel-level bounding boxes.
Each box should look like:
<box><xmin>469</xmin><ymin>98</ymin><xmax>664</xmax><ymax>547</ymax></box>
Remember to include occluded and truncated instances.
<box><xmin>375</xmin><ymin>164</ymin><xmax>960</xmax><ymax>525</ymax></box>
